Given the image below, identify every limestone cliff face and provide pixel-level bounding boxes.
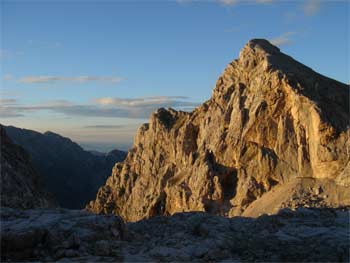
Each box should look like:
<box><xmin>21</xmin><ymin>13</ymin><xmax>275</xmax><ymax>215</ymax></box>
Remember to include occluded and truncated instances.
<box><xmin>87</xmin><ymin>39</ymin><xmax>350</xmax><ymax>221</ymax></box>
<box><xmin>0</xmin><ymin>126</ymin><xmax>56</xmax><ymax>209</ymax></box>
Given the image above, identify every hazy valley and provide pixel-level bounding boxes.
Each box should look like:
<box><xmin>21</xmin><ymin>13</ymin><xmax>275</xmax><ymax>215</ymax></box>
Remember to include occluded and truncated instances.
<box><xmin>3</xmin><ymin>125</ymin><xmax>127</xmax><ymax>208</ymax></box>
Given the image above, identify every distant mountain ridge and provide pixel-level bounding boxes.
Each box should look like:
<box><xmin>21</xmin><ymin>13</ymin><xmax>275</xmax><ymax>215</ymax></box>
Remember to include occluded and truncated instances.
<box><xmin>89</xmin><ymin>149</ymin><xmax>127</xmax><ymax>159</ymax></box>
<box><xmin>4</xmin><ymin>125</ymin><xmax>127</xmax><ymax>209</ymax></box>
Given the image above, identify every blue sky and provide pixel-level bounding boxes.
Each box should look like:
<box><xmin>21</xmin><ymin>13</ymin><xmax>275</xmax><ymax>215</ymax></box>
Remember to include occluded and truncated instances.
<box><xmin>0</xmin><ymin>0</ymin><xmax>349</xmax><ymax>151</ymax></box>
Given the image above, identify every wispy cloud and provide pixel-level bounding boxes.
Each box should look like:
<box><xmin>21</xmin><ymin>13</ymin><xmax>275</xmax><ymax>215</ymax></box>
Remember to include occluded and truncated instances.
<box><xmin>177</xmin><ymin>0</ymin><xmax>274</xmax><ymax>6</ymax></box>
<box><xmin>0</xmin><ymin>49</ymin><xmax>10</xmax><ymax>59</ymax></box>
<box><xmin>220</xmin><ymin>0</ymin><xmax>274</xmax><ymax>6</ymax></box>
<box><xmin>84</xmin><ymin>125</ymin><xmax>125</xmax><ymax>129</ymax></box>
<box><xmin>0</xmin><ymin>108</ymin><xmax>23</xmax><ymax>118</ymax></box>
<box><xmin>218</xmin><ymin>0</ymin><xmax>239</xmax><ymax>6</ymax></box>
<box><xmin>175</xmin><ymin>0</ymin><xmax>193</xmax><ymax>3</ymax></box>
<box><xmin>256</xmin><ymin>0</ymin><xmax>274</xmax><ymax>3</ymax></box>
<box><xmin>0</xmin><ymin>49</ymin><xmax>24</xmax><ymax>59</ymax></box>
<box><xmin>0</xmin><ymin>96</ymin><xmax>198</xmax><ymax>119</ymax></box>
<box><xmin>270</xmin><ymin>32</ymin><xmax>296</xmax><ymax>46</ymax></box>
<box><xmin>3</xmin><ymin>74</ymin><xmax>13</xmax><ymax>81</ymax></box>
<box><xmin>94</xmin><ymin>96</ymin><xmax>198</xmax><ymax>117</ymax></box>
<box><xmin>303</xmin><ymin>0</ymin><xmax>321</xmax><ymax>16</ymax></box>
<box><xmin>27</xmin><ymin>40</ymin><xmax>62</xmax><ymax>48</ymax></box>
<box><xmin>0</xmin><ymin>99</ymin><xmax>23</xmax><ymax>117</ymax></box>
<box><xmin>95</xmin><ymin>96</ymin><xmax>191</xmax><ymax>107</ymax></box>
<box><xmin>0</xmin><ymin>89</ymin><xmax>23</xmax><ymax>97</ymax></box>
<box><xmin>0</xmin><ymin>98</ymin><xmax>18</xmax><ymax>105</ymax></box>
<box><xmin>19</xmin><ymin>76</ymin><xmax>124</xmax><ymax>84</ymax></box>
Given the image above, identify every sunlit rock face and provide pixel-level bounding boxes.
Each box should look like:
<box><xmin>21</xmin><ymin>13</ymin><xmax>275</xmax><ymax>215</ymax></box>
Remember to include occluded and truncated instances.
<box><xmin>0</xmin><ymin>126</ymin><xmax>56</xmax><ymax>209</ymax></box>
<box><xmin>87</xmin><ymin>39</ymin><xmax>350</xmax><ymax>222</ymax></box>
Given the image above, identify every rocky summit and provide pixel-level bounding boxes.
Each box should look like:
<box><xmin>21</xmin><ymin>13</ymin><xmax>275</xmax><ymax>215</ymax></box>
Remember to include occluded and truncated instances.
<box><xmin>87</xmin><ymin>39</ymin><xmax>350</xmax><ymax>221</ymax></box>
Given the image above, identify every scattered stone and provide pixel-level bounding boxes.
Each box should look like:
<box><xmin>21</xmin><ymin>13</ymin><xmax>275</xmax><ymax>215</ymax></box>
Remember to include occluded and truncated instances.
<box><xmin>1</xmin><ymin>208</ymin><xmax>125</xmax><ymax>261</ymax></box>
<box><xmin>94</xmin><ymin>240</ymin><xmax>110</xmax><ymax>256</ymax></box>
<box><xmin>1</xmin><ymin>207</ymin><xmax>349</xmax><ymax>262</ymax></box>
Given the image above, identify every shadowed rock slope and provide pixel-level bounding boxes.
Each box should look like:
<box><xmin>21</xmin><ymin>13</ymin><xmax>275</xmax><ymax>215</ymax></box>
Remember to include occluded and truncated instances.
<box><xmin>87</xmin><ymin>39</ymin><xmax>350</xmax><ymax>222</ymax></box>
<box><xmin>0</xmin><ymin>126</ymin><xmax>55</xmax><ymax>209</ymax></box>
<box><xmin>4</xmin><ymin>125</ymin><xmax>127</xmax><ymax>209</ymax></box>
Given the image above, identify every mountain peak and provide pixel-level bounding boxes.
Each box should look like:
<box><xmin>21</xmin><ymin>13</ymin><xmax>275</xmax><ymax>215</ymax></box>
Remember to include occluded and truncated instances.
<box><xmin>243</xmin><ymin>39</ymin><xmax>280</xmax><ymax>55</ymax></box>
<box><xmin>88</xmin><ymin>40</ymin><xmax>349</xmax><ymax>222</ymax></box>
<box><xmin>236</xmin><ymin>38</ymin><xmax>303</xmax><ymax>74</ymax></box>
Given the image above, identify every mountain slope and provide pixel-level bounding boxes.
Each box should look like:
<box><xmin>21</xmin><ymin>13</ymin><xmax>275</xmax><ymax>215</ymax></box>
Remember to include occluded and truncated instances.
<box><xmin>87</xmin><ymin>39</ymin><xmax>349</xmax><ymax>221</ymax></box>
<box><xmin>0</xmin><ymin>126</ymin><xmax>55</xmax><ymax>208</ymax></box>
<box><xmin>5</xmin><ymin>126</ymin><xmax>127</xmax><ymax>209</ymax></box>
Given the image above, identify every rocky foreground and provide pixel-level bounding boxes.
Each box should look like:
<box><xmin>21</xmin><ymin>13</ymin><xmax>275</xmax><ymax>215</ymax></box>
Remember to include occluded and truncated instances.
<box><xmin>1</xmin><ymin>207</ymin><xmax>349</xmax><ymax>262</ymax></box>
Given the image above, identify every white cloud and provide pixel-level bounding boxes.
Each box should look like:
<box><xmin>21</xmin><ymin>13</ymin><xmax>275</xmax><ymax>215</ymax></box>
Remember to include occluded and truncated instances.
<box><xmin>19</xmin><ymin>76</ymin><xmax>124</xmax><ymax>84</ymax></box>
<box><xmin>0</xmin><ymin>96</ymin><xmax>198</xmax><ymax>119</ymax></box>
<box><xmin>303</xmin><ymin>0</ymin><xmax>321</xmax><ymax>16</ymax></box>
<box><xmin>95</xmin><ymin>96</ymin><xmax>191</xmax><ymax>107</ymax></box>
<box><xmin>270</xmin><ymin>32</ymin><xmax>296</xmax><ymax>46</ymax></box>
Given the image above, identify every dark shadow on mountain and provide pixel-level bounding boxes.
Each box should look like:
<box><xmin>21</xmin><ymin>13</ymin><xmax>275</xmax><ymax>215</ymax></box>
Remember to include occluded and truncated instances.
<box><xmin>4</xmin><ymin>125</ymin><xmax>127</xmax><ymax>209</ymax></box>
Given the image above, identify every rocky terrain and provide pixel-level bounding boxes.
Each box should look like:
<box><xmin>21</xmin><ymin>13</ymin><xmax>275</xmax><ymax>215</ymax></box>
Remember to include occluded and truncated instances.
<box><xmin>87</xmin><ymin>39</ymin><xmax>350</xmax><ymax>221</ymax></box>
<box><xmin>1</xmin><ymin>207</ymin><xmax>349</xmax><ymax>262</ymax></box>
<box><xmin>5</xmin><ymin>125</ymin><xmax>127</xmax><ymax>209</ymax></box>
<box><xmin>1</xmin><ymin>207</ymin><xmax>125</xmax><ymax>262</ymax></box>
<box><xmin>0</xmin><ymin>126</ymin><xmax>55</xmax><ymax>209</ymax></box>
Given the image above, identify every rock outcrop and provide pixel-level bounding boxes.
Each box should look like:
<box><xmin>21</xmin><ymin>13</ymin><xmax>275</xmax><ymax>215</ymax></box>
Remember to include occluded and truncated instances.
<box><xmin>87</xmin><ymin>39</ymin><xmax>350</xmax><ymax>222</ymax></box>
<box><xmin>1</xmin><ymin>207</ymin><xmax>349</xmax><ymax>262</ymax></box>
<box><xmin>0</xmin><ymin>126</ymin><xmax>55</xmax><ymax>209</ymax></box>
<box><xmin>4</xmin><ymin>125</ymin><xmax>127</xmax><ymax>209</ymax></box>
